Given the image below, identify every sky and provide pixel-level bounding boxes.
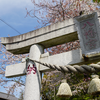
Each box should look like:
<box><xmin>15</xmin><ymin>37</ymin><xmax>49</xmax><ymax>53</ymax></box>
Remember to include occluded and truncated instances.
<box><xmin>0</xmin><ymin>0</ymin><xmax>41</xmax><ymax>98</ymax></box>
<box><xmin>0</xmin><ymin>0</ymin><xmax>39</xmax><ymax>37</ymax></box>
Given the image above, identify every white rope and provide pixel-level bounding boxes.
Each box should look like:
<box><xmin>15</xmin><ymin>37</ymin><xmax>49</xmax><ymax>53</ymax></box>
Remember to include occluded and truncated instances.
<box><xmin>26</xmin><ymin>58</ymin><xmax>100</xmax><ymax>73</ymax></box>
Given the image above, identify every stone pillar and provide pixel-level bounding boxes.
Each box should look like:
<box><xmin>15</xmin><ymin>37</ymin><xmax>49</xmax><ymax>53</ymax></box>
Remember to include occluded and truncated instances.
<box><xmin>24</xmin><ymin>44</ymin><xmax>44</xmax><ymax>100</ymax></box>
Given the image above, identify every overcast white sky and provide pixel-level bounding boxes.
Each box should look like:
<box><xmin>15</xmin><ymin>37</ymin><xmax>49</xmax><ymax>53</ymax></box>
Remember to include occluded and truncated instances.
<box><xmin>0</xmin><ymin>0</ymin><xmax>39</xmax><ymax>37</ymax></box>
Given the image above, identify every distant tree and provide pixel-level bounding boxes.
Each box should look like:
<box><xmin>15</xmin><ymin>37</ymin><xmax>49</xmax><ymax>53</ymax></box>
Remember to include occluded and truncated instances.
<box><xmin>0</xmin><ymin>38</ymin><xmax>27</xmax><ymax>95</ymax></box>
<box><xmin>26</xmin><ymin>0</ymin><xmax>98</xmax><ymax>27</ymax></box>
<box><xmin>93</xmin><ymin>0</ymin><xmax>100</xmax><ymax>3</ymax></box>
<box><xmin>19</xmin><ymin>90</ymin><xmax>24</xmax><ymax>100</ymax></box>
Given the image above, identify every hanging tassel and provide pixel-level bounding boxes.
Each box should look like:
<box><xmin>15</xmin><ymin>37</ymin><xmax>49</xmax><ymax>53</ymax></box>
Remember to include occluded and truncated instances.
<box><xmin>88</xmin><ymin>75</ymin><xmax>100</xmax><ymax>95</ymax></box>
<box><xmin>57</xmin><ymin>79</ymin><xmax>72</xmax><ymax>97</ymax></box>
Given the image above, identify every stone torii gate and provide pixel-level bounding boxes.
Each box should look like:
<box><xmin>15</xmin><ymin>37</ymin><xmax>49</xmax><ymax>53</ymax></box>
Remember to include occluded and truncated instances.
<box><xmin>1</xmin><ymin>12</ymin><xmax>100</xmax><ymax>100</ymax></box>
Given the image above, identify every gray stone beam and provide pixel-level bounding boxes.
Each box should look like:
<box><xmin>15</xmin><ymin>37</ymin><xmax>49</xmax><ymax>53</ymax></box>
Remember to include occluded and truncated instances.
<box><xmin>1</xmin><ymin>15</ymin><xmax>100</xmax><ymax>54</ymax></box>
<box><xmin>5</xmin><ymin>62</ymin><xmax>26</xmax><ymax>78</ymax></box>
<box><xmin>1</xmin><ymin>18</ymin><xmax>77</xmax><ymax>54</ymax></box>
<box><xmin>5</xmin><ymin>48</ymin><xmax>100</xmax><ymax>78</ymax></box>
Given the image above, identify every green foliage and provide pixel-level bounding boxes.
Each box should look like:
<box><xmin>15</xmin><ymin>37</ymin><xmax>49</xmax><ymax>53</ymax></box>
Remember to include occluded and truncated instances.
<box><xmin>98</xmin><ymin>0</ymin><xmax>100</xmax><ymax>3</ymax></box>
<box><xmin>93</xmin><ymin>0</ymin><xmax>96</xmax><ymax>2</ymax></box>
<box><xmin>93</xmin><ymin>0</ymin><xmax>100</xmax><ymax>3</ymax></box>
<box><xmin>41</xmin><ymin>71</ymin><xmax>100</xmax><ymax>100</ymax></box>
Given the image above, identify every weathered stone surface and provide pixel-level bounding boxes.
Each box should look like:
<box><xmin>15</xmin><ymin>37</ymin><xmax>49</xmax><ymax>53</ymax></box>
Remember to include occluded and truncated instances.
<box><xmin>5</xmin><ymin>62</ymin><xmax>26</xmax><ymax>78</ymax></box>
<box><xmin>1</xmin><ymin>18</ymin><xmax>77</xmax><ymax>54</ymax></box>
<box><xmin>2</xmin><ymin>13</ymin><xmax>100</xmax><ymax>54</ymax></box>
<box><xmin>24</xmin><ymin>44</ymin><xmax>44</xmax><ymax>100</ymax></box>
<box><xmin>6</xmin><ymin>48</ymin><xmax>100</xmax><ymax>78</ymax></box>
<box><xmin>74</xmin><ymin>12</ymin><xmax>100</xmax><ymax>57</ymax></box>
<box><xmin>5</xmin><ymin>49</ymin><xmax>83</xmax><ymax>78</ymax></box>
